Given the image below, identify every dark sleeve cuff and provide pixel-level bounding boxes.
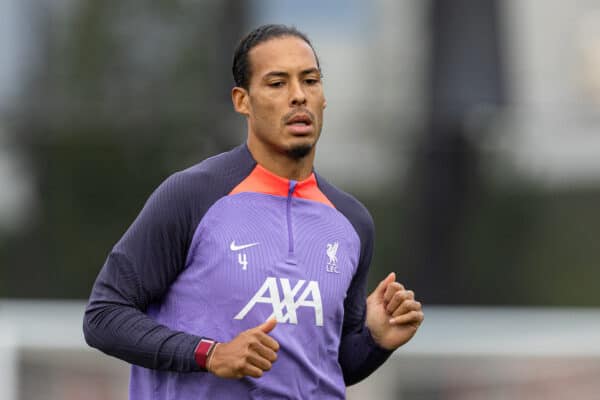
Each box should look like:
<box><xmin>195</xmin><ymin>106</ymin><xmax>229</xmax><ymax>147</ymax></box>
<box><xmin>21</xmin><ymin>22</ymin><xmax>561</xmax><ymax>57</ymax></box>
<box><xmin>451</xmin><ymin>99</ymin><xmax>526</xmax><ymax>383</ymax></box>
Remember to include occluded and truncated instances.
<box><xmin>364</xmin><ymin>327</ymin><xmax>395</xmax><ymax>361</ymax></box>
<box><xmin>340</xmin><ymin>326</ymin><xmax>395</xmax><ymax>385</ymax></box>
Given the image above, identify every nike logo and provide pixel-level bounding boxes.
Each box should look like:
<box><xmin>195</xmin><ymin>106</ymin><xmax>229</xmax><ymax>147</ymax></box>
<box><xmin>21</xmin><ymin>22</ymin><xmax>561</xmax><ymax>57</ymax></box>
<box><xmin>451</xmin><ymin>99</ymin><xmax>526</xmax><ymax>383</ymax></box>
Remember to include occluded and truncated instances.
<box><xmin>230</xmin><ymin>241</ymin><xmax>260</xmax><ymax>251</ymax></box>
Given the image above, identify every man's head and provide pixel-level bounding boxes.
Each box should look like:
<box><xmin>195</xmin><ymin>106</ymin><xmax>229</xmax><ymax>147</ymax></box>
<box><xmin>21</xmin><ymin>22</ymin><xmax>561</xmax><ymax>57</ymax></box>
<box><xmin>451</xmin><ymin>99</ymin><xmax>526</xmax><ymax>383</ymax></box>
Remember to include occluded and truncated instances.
<box><xmin>232</xmin><ymin>24</ymin><xmax>321</xmax><ymax>91</ymax></box>
<box><xmin>231</xmin><ymin>24</ymin><xmax>326</xmax><ymax>164</ymax></box>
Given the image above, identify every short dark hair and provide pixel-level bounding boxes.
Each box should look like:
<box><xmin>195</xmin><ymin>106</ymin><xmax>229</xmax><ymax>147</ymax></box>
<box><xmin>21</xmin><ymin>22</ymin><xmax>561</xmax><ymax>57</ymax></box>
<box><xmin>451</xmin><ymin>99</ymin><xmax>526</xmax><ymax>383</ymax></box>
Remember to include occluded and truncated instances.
<box><xmin>232</xmin><ymin>24</ymin><xmax>320</xmax><ymax>90</ymax></box>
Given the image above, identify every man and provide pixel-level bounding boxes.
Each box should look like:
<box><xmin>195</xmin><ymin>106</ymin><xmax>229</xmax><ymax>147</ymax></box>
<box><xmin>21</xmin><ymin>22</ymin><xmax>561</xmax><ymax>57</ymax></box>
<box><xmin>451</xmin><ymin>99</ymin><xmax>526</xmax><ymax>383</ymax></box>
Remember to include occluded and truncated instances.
<box><xmin>84</xmin><ymin>24</ymin><xmax>423</xmax><ymax>399</ymax></box>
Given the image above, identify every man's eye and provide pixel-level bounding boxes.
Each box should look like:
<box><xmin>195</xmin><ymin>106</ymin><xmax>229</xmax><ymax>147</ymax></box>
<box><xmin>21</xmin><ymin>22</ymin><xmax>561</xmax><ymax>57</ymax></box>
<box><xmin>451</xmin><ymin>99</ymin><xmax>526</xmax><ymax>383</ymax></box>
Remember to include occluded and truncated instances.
<box><xmin>305</xmin><ymin>79</ymin><xmax>319</xmax><ymax>85</ymax></box>
<box><xmin>269</xmin><ymin>81</ymin><xmax>284</xmax><ymax>88</ymax></box>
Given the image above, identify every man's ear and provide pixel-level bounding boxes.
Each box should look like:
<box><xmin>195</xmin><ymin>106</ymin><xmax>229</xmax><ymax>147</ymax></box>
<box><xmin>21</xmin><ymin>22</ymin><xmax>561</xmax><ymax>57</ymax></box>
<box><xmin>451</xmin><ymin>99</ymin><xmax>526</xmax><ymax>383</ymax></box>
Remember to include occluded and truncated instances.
<box><xmin>232</xmin><ymin>87</ymin><xmax>250</xmax><ymax>116</ymax></box>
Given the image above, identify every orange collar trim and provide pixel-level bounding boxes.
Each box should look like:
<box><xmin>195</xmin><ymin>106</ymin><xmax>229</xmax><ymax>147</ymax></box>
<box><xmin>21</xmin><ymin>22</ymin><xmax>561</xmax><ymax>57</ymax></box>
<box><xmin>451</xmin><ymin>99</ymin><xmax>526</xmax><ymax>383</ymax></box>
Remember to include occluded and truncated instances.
<box><xmin>229</xmin><ymin>164</ymin><xmax>335</xmax><ymax>208</ymax></box>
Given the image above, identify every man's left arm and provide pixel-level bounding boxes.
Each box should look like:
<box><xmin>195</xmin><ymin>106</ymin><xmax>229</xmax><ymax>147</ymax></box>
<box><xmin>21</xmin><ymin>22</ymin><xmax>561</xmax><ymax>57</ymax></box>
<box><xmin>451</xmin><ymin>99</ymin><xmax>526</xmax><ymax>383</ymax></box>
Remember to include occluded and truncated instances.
<box><xmin>338</xmin><ymin>227</ymin><xmax>424</xmax><ymax>385</ymax></box>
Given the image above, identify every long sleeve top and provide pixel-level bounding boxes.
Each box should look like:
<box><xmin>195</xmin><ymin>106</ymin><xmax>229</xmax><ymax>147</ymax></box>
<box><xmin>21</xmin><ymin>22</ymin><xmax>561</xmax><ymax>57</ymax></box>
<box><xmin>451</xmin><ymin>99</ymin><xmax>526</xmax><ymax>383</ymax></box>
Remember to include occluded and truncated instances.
<box><xmin>83</xmin><ymin>144</ymin><xmax>392</xmax><ymax>400</ymax></box>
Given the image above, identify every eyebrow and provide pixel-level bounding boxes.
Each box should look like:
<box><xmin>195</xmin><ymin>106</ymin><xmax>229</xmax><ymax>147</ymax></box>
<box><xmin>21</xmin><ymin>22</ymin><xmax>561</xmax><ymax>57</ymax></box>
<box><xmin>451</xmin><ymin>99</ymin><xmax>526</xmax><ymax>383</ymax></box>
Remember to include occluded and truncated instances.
<box><xmin>262</xmin><ymin>68</ymin><xmax>321</xmax><ymax>80</ymax></box>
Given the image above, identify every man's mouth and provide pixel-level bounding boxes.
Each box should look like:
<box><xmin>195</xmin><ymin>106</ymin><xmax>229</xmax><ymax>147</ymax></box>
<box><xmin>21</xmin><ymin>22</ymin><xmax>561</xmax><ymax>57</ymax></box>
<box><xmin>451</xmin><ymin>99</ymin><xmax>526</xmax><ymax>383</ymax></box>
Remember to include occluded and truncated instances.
<box><xmin>286</xmin><ymin>114</ymin><xmax>313</xmax><ymax>127</ymax></box>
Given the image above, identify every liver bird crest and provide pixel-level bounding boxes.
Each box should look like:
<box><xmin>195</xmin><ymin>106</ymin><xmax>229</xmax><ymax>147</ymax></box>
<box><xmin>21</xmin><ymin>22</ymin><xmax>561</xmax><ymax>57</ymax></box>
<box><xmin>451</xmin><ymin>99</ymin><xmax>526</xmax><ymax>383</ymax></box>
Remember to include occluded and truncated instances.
<box><xmin>326</xmin><ymin>242</ymin><xmax>339</xmax><ymax>264</ymax></box>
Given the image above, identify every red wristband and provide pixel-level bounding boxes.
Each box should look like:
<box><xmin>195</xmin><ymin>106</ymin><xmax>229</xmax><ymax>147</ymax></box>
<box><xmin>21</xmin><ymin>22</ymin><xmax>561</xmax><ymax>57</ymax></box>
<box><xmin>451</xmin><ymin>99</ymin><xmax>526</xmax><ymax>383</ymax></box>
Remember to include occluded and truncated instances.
<box><xmin>194</xmin><ymin>338</ymin><xmax>217</xmax><ymax>370</ymax></box>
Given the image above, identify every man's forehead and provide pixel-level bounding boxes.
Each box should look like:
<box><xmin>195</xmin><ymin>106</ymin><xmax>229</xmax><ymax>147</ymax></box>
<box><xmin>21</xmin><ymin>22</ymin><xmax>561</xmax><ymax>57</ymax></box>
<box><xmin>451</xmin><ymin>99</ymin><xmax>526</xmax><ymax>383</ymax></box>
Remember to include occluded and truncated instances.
<box><xmin>249</xmin><ymin>36</ymin><xmax>319</xmax><ymax>75</ymax></box>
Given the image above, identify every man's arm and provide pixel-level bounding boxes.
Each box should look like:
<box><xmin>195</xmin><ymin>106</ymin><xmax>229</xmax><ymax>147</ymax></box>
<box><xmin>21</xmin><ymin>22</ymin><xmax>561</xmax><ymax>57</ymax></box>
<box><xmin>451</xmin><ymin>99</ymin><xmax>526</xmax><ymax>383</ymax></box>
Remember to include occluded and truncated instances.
<box><xmin>83</xmin><ymin>167</ymin><xmax>280</xmax><ymax>376</ymax></box>
<box><xmin>83</xmin><ymin>173</ymin><xmax>204</xmax><ymax>372</ymax></box>
<box><xmin>338</xmin><ymin>231</ymin><xmax>393</xmax><ymax>385</ymax></box>
<box><xmin>338</xmin><ymin>214</ymin><xmax>424</xmax><ymax>385</ymax></box>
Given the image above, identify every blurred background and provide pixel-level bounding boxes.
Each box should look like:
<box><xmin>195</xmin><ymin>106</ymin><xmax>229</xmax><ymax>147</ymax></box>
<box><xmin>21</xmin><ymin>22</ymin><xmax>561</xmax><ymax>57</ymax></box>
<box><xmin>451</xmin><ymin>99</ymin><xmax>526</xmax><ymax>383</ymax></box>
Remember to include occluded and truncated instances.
<box><xmin>1</xmin><ymin>0</ymin><xmax>599</xmax><ymax>399</ymax></box>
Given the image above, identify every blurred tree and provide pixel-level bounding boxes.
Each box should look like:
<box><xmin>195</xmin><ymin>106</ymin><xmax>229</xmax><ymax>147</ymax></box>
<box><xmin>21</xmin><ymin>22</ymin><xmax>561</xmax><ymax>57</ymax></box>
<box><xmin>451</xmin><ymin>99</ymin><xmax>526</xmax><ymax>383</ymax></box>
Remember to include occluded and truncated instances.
<box><xmin>413</xmin><ymin>0</ymin><xmax>506</xmax><ymax>304</ymax></box>
<box><xmin>2</xmin><ymin>1</ymin><xmax>247</xmax><ymax>298</ymax></box>
<box><xmin>365</xmin><ymin>0</ymin><xmax>600</xmax><ymax>307</ymax></box>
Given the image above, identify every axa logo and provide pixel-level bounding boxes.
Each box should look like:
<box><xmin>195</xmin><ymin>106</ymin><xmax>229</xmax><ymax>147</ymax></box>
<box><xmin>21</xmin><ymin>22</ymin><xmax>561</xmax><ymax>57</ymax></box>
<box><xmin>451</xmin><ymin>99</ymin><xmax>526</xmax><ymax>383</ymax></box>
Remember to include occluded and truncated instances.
<box><xmin>234</xmin><ymin>277</ymin><xmax>323</xmax><ymax>326</ymax></box>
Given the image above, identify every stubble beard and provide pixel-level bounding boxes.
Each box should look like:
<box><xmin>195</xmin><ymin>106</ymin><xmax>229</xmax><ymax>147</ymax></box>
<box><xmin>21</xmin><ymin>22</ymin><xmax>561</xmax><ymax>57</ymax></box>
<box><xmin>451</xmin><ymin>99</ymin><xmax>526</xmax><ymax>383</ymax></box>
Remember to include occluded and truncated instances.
<box><xmin>285</xmin><ymin>143</ymin><xmax>313</xmax><ymax>160</ymax></box>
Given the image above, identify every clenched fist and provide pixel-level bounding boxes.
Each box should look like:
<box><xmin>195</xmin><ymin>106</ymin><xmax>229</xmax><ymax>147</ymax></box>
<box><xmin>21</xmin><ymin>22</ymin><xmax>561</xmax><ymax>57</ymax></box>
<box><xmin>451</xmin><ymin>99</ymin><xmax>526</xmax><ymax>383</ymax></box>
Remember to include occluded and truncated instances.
<box><xmin>208</xmin><ymin>318</ymin><xmax>279</xmax><ymax>379</ymax></box>
<box><xmin>366</xmin><ymin>272</ymin><xmax>424</xmax><ymax>350</ymax></box>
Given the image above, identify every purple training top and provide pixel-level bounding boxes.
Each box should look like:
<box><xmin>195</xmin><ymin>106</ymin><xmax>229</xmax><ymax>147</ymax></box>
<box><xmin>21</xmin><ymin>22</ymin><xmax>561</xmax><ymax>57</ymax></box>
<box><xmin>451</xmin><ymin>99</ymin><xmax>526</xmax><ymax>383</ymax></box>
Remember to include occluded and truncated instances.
<box><xmin>84</xmin><ymin>144</ymin><xmax>392</xmax><ymax>399</ymax></box>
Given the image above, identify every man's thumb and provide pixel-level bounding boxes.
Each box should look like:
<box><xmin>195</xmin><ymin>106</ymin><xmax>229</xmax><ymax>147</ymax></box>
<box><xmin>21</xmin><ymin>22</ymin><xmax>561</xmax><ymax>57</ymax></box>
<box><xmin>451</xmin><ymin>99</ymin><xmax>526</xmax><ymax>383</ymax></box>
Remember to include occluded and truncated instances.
<box><xmin>258</xmin><ymin>317</ymin><xmax>277</xmax><ymax>334</ymax></box>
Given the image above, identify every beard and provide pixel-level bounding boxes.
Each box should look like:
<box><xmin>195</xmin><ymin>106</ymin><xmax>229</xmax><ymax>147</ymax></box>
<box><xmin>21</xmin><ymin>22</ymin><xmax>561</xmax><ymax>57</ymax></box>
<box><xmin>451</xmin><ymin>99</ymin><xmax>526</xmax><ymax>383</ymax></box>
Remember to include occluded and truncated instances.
<box><xmin>285</xmin><ymin>143</ymin><xmax>313</xmax><ymax>160</ymax></box>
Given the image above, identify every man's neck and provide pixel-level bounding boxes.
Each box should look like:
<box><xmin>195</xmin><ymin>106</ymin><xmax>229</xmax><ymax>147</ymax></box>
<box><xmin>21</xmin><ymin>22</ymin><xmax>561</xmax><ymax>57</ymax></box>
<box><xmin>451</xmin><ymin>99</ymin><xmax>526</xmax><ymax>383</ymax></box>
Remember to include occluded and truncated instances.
<box><xmin>246</xmin><ymin>140</ymin><xmax>315</xmax><ymax>181</ymax></box>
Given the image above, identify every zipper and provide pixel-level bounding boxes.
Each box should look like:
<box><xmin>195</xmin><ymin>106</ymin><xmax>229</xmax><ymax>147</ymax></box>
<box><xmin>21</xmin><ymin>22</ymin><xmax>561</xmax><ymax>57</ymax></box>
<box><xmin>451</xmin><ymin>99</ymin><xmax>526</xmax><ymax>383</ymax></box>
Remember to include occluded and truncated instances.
<box><xmin>286</xmin><ymin>180</ymin><xmax>297</xmax><ymax>256</ymax></box>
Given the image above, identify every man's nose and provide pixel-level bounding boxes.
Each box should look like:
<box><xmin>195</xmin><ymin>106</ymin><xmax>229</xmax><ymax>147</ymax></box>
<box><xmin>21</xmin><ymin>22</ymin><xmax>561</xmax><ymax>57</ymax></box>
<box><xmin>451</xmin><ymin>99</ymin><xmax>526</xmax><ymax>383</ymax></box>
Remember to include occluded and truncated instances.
<box><xmin>289</xmin><ymin>81</ymin><xmax>307</xmax><ymax>106</ymax></box>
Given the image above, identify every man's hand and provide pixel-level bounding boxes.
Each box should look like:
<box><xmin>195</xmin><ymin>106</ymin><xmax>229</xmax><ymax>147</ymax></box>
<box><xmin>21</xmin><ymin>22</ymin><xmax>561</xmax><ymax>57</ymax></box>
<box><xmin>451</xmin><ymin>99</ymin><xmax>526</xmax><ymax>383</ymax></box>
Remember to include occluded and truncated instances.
<box><xmin>366</xmin><ymin>272</ymin><xmax>424</xmax><ymax>350</ymax></box>
<box><xmin>208</xmin><ymin>318</ymin><xmax>279</xmax><ymax>379</ymax></box>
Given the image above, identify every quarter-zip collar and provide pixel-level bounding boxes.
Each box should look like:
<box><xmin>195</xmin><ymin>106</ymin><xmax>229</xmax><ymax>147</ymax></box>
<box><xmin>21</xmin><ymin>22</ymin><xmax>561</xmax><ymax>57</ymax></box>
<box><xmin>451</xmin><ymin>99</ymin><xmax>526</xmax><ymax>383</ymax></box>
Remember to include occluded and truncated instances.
<box><xmin>286</xmin><ymin>179</ymin><xmax>297</xmax><ymax>256</ymax></box>
<box><xmin>229</xmin><ymin>163</ymin><xmax>334</xmax><ymax>209</ymax></box>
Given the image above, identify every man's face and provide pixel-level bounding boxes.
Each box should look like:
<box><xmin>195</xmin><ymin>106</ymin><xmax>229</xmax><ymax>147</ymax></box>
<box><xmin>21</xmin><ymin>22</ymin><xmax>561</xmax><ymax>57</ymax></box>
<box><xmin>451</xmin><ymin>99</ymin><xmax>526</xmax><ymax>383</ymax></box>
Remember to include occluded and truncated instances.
<box><xmin>236</xmin><ymin>36</ymin><xmax>326</xmax><ymax>159</ymax></box>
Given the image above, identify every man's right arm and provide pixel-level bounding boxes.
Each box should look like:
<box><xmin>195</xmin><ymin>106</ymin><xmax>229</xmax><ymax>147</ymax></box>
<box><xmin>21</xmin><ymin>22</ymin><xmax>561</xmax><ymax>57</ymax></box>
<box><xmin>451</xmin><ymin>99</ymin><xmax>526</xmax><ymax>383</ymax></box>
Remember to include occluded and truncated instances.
<box><xmin>83</xmin><ymin>169</ymin><xmax>280</xmax><ymax>376</ymax></box>
<box><xmin>83</xmin><ymin>172</ymin><xmax>204</xmax><ymax>372</ymax></box>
